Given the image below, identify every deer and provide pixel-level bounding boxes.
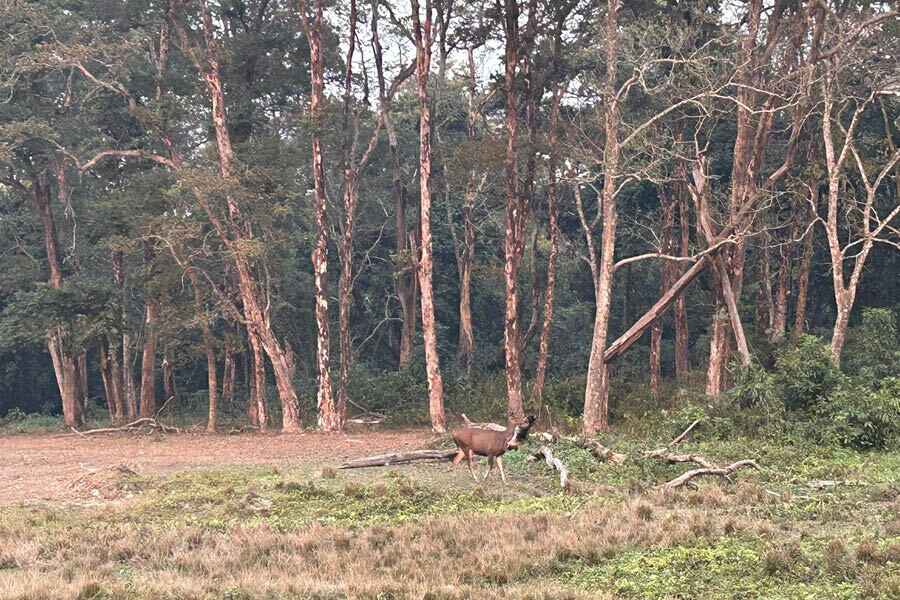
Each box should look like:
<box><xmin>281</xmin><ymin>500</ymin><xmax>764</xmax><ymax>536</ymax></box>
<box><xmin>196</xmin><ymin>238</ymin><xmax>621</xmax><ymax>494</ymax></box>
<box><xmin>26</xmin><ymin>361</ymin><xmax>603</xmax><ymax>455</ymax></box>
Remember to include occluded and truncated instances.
<box><xmin>451</xmin><ymin>415</ymin><xmax>536</xmax><ymax>483</ymax></box>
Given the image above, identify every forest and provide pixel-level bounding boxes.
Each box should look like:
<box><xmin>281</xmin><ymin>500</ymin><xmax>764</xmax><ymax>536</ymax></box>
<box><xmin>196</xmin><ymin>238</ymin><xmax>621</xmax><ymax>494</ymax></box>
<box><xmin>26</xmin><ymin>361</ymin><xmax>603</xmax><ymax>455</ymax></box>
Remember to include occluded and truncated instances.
<box><xmin>0</xmin><ymin>1</ymin><xmax>899</xmax><ymax>597</ymax></box>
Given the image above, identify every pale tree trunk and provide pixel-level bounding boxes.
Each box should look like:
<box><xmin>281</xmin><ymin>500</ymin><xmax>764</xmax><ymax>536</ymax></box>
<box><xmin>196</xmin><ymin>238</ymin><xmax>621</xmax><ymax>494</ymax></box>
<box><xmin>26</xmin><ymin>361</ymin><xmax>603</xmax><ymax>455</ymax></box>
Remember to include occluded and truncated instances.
<box><xmin>454</xmin><ymin>47</ymin><xmax>482</xmax><ymax>376</ymax></box>
<box><xmin>411</xmin><ymin>0</ymin><xmax>446</xmax><ymax>432</ymax></box>
<box><xmin>249</xmin><ymin>331</ymin><xmax>268</xmax><ymax>431</ymax></box>
<box><xmin>674</xmin><ymin>188</ymin><xmax>690</xmax><ymax>378</ymax></box>
<box><xmin>139</xmin><ymin>301</ymin><xmax>159</xmax><ymax>417</ymax></box>
<box><xmin>221</xmin><ymin>348</ymin><xmax>235</xmax><ymax>407</ymax></box>
<box><xmin>758</xmin><ymin>237</ymin><xmax>775</xmax><ymax>336</ymax></box>
<box><xmin>187</xmin><ymin>269</ymin><xmax>218</xmax><ymax>432</ymax></box>
<box><xmin>502</xmin><ymin>0</ymin><xmax>528</xmax><ymax>424</ymax></box>
<box><xmin>583</xmin><ymin>0</ymin><xmax>621</xmax><ymax>435</ymax></box>
<box><xmin>531</xmin><ymin>85</ymin><xmax>562</xmax><ymax>406</ymax></box>
<box><xmin>770</xmin><ymin>229</ymin><xmax>793</xmax><ymax>343</ymax></box>
<box><xmin>177</xmin><ymin>1</ymin><xmax>302</xmax><ymax>431</ymax></box>
<box><xmin>792</xmin><ymin>200</ymin><xmax>815</xmax><ymax>342</ymax></box>
<box><xmin>299</xmin><ymin>0</ymin><xmax>337</xmax><ymax>431</ymax></box>
<box><xmin>162</xmin><ymin>350</ymin><xmax>177</xmax><ymax>408</ymax></box>
<box><xmin>818</xmin><ymin>70</ymin><xmax>900</xmax><ymax>368</ymax></box>
<box><xmin>31</xmin><ymin>174</ymin><xmax>82</xmax><ymax>428</ymax></box>
<box><xmin>113</xmin><ymin>251</ymin><xmax>137</xmax><ymax>419</ymax></box>
<box><xmin>650</xmin><ymin>192</ymin><xmax>676</xmax><ymax>401</ymax></box>
<box><xmin>99</xmin><ymin>343</ymin><xmax>117</xmax><ymax>422</ymax></box>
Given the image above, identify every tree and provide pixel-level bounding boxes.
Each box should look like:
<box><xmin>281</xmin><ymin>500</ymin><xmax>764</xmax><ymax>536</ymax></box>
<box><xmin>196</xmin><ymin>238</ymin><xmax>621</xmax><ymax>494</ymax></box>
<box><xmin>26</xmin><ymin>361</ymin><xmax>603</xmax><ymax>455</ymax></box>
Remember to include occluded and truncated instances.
<box><xmin>411</xmin><ymin>0</ymin><xmax>446</xmax><ymax>433</ymax></box>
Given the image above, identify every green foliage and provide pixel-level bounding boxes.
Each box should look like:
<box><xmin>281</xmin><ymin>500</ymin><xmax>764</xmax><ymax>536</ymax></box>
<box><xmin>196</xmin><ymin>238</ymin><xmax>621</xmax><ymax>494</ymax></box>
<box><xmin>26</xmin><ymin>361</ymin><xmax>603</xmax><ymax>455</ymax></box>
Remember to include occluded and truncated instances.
<box><xmin>774</xmin><ymin>336</ymin><xmax>843</xmax><ymax>412</ymax></box>
<box><xmin>729</xmin><ymin>361</ymin><xmax>778</xmax><ymax>409</ymax></box>
<box><xmin>813</xmin><ymin>378</ymin><xmax>900</xmax><ymax>451</ymax></box>
<box><xmin>844</xmin><ymin>308</ymin><xmax>900</xmax><ymax>380</ymax></box>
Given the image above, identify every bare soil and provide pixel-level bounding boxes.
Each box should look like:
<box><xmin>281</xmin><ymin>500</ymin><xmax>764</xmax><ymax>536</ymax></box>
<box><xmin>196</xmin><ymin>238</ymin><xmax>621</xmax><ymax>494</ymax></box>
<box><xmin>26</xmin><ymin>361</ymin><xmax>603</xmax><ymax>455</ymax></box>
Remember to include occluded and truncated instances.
<box><xmin>0</xmin><ymin>429</ymin><xmax>440</xmax><ymax>504</ymax></box>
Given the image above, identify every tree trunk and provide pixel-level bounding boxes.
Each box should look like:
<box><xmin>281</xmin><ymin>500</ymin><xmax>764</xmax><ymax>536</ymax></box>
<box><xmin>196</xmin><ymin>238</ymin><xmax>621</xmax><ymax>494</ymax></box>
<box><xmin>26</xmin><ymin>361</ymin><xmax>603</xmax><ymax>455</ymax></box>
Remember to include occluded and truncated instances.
<box><xmin>139</xmin><ymin>299</ymin><xmax>159</xmax><ymax>418</ymax></box>
<box><xmin>502</xmin><ymin>0</ymin><xmax>527</xmax><ymax>424</ymax></box>
<box><xmin>770</xmin><ymin>237</ymin><xmax>791</xmax><ymax>343</ymax></box>
<box><xmin>411</xmin><ymin>0</ymin><xmax>446</xmax><ymax>433</ymax></box>
<box><xmin>31</xmin><ymin>175</ymin><xmax>82</xmax><ymax>428</ymax></box>
<box><xmin>706</xmin><ymin>303</ymin><xmax>729</xmax><ymax>397</ymax></box>
<box><xmin>185</xmin><ymin>1</ymin><xmax>302</xmax><ymax>431</ymax></box>
<box><xmin>249</xmin><ymin>331</ymin><xmax>268</xmax><ymax>431</ymax></box>
<box><xmin>674</xmin><ymin>189</ymin><xmax>690</xmax><ymax>378</ymax></box>
<box><xmin>792</xmin><ymin>208</ymin><xmax>815</xmax><ymax>342</ymax></box>
<box><xmin>222</xmin><ymin>349</ymin><xmax>235</xmax><ymax>407</ymax></box>
<box><xmin>99</xmin><ymin>343</ymin><xmax>116</xmax><ymax>422</ymax></box>
<box><xmin>300</xmin><ymin>0</ymin><xmax>338</xmax><ymax>431</ymax></box>
<box><xmin>187</xmin><ymin>270</ymin><xmax>219</xmax><ymax>432</ymax></box>
<box><xmin>162</xmin><ymin>350</ymin><xmax>176</xmax><ymax>408</ymax></box>
<box><xmin>650</xmin><ymin>191</ymin><xmax>676</xmax><ymax>401</ymax></box>
<box><xmin>531</xmin><ymin>86</ymin><xmax>562</xmax><ymax>406</ymax></box>
<box><xmin>583</xmin><ymin>0</ymin><xmax>621</xmax><ymax>436</ymax></box>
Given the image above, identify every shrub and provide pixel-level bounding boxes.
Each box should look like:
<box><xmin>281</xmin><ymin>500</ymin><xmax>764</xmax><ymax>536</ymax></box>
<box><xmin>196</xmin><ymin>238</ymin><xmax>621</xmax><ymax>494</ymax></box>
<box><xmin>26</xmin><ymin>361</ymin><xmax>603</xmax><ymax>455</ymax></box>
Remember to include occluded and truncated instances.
<box><xmin>813</xmin><ymin>378</ymin><xmax>900</xmax><ymax>450</ymax></box>
<box><xmin>773</xmin><ymin>335</ymin><xmax>843</xmax><ymax>411</ymax></box>
<box><xmin>843</xmin><ymin>307</ymin><xmax>900</xmax><ymax>379</ymax></box>
<box><xmin>729</xmin><ymin>362</ymin><xmax>777</xmax><ymax>409</ymax></box>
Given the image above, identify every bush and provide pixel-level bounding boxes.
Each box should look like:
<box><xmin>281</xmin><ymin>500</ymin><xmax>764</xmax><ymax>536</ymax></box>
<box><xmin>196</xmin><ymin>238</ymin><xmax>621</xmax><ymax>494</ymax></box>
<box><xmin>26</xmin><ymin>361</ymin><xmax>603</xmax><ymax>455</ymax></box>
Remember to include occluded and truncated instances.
<box><xmin>774</xmin><ymin>335</ymin><xmax>843</xmax><ymax>411</ymax></box>
<box><xmin>813</xmin><ymin>378</ymin><xmax>900</xmax><ymax>450</ymax></box>
<box><xmin>843</xmin><ymin>308</ymin><xmax>900</xmax><ymax>379</ymax></box>
<box><xmin>729</xmin><ymin>362</ymin><xmax>778</xmax><ymax>409</ymax></box>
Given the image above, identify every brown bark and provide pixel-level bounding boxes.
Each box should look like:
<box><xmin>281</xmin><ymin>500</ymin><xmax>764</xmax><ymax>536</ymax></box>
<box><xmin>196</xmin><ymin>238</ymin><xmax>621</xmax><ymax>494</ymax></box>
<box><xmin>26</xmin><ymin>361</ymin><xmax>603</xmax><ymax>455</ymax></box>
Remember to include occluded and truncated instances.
<box><xmin>502</xmin><ymin>0</ymin><xmax>529</xmax><ymax>424</ymax></box>
<box><xmin>531</xmin><ymin>85</ymin><xmax>562</xmax><ymax>406</ymax></box>
<box><xmin>174</xmin><ymin>1</ymin><xmax>302</xmax><ymax>431</ymax></box>
<box><xmin>674</xmin><ymin>189</ymin><xmax>690</xmax><ymax>378</ymax></box>
<box><xmin>299</xmin><ymin>0</ymin><xmax>337</xmax><ymax>431</ymax></box>
<box><xmin>139</xmin><ymin>298</ymin><xmax>159</xmax><ymax>418</ymax></box>
<box><xmin>99</xmin><ymin>343</ymin><xmax>116</xmax><ymax>422</ymax></box>
<box><xmin>411</xmin><ymin>0</ymin><xmax>446</xmax><ymax>432</ymax></box>
<box><xmin>390</xmin><ymin>112</ymin><xmax>417</xmax><ymax>370</ymax></box>
<box><xmin>583</xmin><ymin>0</ymin><xmax>621</xmax><ymax>435</ymax></box>
<box><xmin>249</xmin><ymin>330</ymin><xmax>268</xmax><ymax>431</ymax></box>
<box><xmin>792</xmin><ymin>196</ymin><xmax>816</xmax><ymax>342</ymax></box>
<box><xmin>771</xmin><ymin>233</ymin><xmax>792</xmax><ymax>344</ymax></box>
<box><xmin>31</xmin><ymin>173</ymin><xmax>82</xmax><ymax>428</ymax></box>
<box><xmin>221</xmin><ymin>348</ymin><xmax>235</xmax><ymax>407</ymax></box>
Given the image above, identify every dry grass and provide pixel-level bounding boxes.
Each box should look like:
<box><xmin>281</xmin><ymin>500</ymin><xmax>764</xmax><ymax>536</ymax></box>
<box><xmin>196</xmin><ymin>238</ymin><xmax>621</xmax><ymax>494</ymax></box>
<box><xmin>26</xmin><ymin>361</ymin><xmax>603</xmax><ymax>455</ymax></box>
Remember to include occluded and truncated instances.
<box><xmin>0</xmin><ymin>492</ymin><xmax>731</xmax><ymax>599</ymax></box>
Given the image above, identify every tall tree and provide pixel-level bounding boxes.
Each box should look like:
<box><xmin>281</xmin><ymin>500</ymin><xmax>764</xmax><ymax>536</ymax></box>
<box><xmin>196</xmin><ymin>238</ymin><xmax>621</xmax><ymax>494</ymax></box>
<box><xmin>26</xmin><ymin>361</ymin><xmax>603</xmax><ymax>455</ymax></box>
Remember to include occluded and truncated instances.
<box><xmin>411</xmin><ymin>0</ymin><xmax>446</xmax><ymax>432</ymax></box>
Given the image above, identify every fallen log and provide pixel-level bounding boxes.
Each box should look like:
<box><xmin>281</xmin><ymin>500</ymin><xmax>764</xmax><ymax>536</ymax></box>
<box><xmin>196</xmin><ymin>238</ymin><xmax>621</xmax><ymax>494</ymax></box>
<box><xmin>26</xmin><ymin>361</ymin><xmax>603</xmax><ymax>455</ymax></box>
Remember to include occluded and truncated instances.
<box><xmin>65</xmin><ymin>417</ymin><xmax>180</xmax><ymax>436</ymax></box>
<box><xmin>338</xmin><ymin>449</ymin><xmax>458</xmax><ymax>469</ymax></box>
<box><xmin>645</xmin><ymin>449</ymin><xmax>714</xmax><ymax>469</ymax></box>
<box><xmin>582</xmin><ymin>439</ymin><xmax>627</xmax><ymax>464</ymax></box>
<box><xmin>529</xmin><ymin>446</ymin><xmax>570</xmax><ymax>489</ymax></box>
<box><xmin>662</xmin><ymin>459</ymin><xmax>760</xmax><ymax>489</ymax></box>
<box><xmin>460</xmin><ymin>414</ymin><xmax>506</xmax><ymax>431</ymax></box>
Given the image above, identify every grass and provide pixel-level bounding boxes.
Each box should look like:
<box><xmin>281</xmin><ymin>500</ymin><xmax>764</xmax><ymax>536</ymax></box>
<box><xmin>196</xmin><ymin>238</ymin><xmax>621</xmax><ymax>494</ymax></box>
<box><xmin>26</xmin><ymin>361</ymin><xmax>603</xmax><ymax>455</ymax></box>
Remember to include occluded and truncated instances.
<box><xmin>1</xmin><ymin>428</ymin><xmax>898</xmax><ymax>599</ymax></box>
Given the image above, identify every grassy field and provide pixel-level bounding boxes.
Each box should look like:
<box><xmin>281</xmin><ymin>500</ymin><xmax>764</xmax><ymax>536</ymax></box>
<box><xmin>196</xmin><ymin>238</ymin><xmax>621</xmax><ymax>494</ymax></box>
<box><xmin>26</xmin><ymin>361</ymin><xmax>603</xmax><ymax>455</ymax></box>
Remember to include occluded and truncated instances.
<box><xmin>0</xmin><ymin>404</ymin><xmax>900</xmax><ymax>600</ymax></box>
<box><xmin>1</xmin><ymin>423</ymin><xmax>898</xmax><ymax>599</ymax></box>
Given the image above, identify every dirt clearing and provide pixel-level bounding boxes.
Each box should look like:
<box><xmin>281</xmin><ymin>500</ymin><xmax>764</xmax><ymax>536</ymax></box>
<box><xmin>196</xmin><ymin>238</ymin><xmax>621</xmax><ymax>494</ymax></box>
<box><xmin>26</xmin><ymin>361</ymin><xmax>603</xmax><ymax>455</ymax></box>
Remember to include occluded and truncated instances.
<box><xmin>0</xmin><ymin>429</ymin><xmax>439</xmax><ymax>504</ymax></box>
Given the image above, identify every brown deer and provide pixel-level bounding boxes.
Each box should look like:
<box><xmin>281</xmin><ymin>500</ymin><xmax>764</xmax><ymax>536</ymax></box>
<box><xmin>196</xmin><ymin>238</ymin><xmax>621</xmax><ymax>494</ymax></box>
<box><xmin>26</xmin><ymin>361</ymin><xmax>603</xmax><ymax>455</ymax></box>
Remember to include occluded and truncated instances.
<box><xmin>451</xmin><ymin>415</ymin><xmax>536</xmax><ymax>483</ymax></box>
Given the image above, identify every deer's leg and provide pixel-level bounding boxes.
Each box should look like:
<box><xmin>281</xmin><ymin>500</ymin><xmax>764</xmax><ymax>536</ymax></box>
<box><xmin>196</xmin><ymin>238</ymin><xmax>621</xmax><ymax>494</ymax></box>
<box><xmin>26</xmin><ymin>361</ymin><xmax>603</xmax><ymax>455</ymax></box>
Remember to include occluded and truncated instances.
<box><xmin>483</xmin><ymin>456</ymin><xmax>496</xmax><ymax>481</ymax></box>
<box><xmin>497</xmin><ymin>456</ymin><xmax>507</xmax><ymax>484</ymax></box>
<box><xmin>466</xmin><ymin>450</ymin><xmax>480</xmax><ymax>482</ymax></box>
<box><xmin>452</xmin><ymin>449</ymin><xmax>465</xmax><ymax>465</ymax></box>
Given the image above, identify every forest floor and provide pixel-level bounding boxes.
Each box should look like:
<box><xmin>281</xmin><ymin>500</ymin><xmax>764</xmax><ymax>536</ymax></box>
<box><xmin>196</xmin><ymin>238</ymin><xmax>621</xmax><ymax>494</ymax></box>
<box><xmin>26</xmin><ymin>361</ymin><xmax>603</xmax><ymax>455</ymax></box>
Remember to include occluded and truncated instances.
<box><xmin>0</xmin><ymin>425</ymin><xmax>898</xmax><ymax>599</ymax></box>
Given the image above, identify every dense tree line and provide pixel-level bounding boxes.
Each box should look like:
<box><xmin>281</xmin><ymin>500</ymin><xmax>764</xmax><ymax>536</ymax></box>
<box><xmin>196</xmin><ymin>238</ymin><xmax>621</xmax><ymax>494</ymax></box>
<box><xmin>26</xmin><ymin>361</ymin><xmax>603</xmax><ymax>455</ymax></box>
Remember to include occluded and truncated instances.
<box><xmin>0</xmin><ymin>0</ymin><xmax>898</xmax><ymax>433</ymax></box>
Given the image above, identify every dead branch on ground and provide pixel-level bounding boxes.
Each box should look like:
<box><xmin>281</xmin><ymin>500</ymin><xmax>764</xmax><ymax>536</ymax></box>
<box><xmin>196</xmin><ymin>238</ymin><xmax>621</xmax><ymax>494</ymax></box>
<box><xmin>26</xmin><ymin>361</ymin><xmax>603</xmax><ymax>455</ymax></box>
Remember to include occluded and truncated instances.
<box><xmin>338</xmin><ymin>449</ymin><xmax>458</xmax><ymax>469</ymax></box>
<box><xmin>528</xmin><ymin>445</ymin><xmax>570</xmax><ymax>489</ymax></box>
<box><xmin>64</xmin><ymin>417</ymin><xmax>180</xmax><ymax>436</ymax></box>
<box><xmin>661</xmin><ymin>459</ymin><xmax>760</xmax><ymax>489</ymax></box>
